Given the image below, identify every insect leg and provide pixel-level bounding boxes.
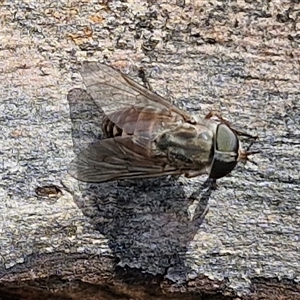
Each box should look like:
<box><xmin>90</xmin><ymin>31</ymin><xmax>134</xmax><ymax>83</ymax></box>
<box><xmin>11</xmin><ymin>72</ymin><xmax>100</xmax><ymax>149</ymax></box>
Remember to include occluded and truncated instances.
<box><xmin>187</xmin><ymin>178</ymin><xmax>216</xmax><ymax>222</ymax></box>
<box><xmin>138</xmin><ymin>67</ymin><xmax>153</xmax><ymax>91</ymax></box>
<box><xmin>205</xmin><ymin>111</ymin><xmax>258</xmax><ymax>139</ymax></box>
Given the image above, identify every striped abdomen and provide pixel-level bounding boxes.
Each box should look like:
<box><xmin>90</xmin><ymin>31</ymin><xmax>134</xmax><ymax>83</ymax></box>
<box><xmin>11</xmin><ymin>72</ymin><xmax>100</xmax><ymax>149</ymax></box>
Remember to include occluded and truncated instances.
<box><xmin>102</xmin><ymin>106</ymin><xmax>184</xmax><ymax>140</ymax></box>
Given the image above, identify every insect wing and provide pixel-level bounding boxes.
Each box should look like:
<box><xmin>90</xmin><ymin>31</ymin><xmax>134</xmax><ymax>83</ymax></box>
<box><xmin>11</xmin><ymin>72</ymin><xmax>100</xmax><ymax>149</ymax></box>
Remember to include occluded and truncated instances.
<box><xmin>80</xmin><ymin>62</ymin><xmax>191</xmax><ymax>132</ymax></box>
<box><xmin>68</xmin><ymin>136</ymin><xmax>180</xmax><ymax>183</ymax></box>
<box><xmin>69</xmin><ymin>62</ymin><xmax>195</xmax><ymax>183</ymax></box>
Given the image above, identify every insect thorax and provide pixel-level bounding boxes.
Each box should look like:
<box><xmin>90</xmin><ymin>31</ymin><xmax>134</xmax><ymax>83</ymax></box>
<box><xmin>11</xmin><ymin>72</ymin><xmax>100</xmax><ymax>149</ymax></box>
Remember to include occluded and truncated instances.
<box><xmin>155</xmin><ymin>123</ymin><xmax>214</xmax><ymax>166</ymax></box>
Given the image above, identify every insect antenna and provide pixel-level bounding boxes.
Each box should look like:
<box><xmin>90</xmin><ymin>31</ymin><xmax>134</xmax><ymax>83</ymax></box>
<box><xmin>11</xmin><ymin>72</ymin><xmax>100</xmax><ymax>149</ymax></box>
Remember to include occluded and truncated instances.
<box><xmin>239</xmin><ymin>143</ymin><xmax>260</xmax><ymax>165</ymax></box>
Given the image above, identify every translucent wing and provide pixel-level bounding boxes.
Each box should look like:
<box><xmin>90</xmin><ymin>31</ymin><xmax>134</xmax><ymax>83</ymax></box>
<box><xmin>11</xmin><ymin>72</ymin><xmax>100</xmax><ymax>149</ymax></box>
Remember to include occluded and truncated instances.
<box><xmin>80</xmin><ymin>62</ymin><xmax>192</xmax><ymax>132</ymax></box>
<box><xmin>68</xmin><ymin>62</ymin><xmax>197</xmax><ymax>183</ymax></box>
<box><xmin>68</xmin><ymin>136</ymin><xmax>181</xmax><ymax>183</ymax></box>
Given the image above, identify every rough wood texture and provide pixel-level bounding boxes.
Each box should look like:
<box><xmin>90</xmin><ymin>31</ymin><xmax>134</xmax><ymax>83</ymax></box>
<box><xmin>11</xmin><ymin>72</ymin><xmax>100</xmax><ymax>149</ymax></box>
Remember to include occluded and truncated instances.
<box><xmin>0</xmin><ymin>1</ymin><xmax>299</xmax><ymax>299</ymax></box>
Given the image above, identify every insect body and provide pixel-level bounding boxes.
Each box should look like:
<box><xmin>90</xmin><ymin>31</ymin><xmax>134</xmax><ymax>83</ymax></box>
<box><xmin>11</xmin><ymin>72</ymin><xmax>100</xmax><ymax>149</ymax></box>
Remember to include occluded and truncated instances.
<box><xmin>68</xmin><ymin>62</ymin><xmax>257</xmax><ymax>183</ymax></box>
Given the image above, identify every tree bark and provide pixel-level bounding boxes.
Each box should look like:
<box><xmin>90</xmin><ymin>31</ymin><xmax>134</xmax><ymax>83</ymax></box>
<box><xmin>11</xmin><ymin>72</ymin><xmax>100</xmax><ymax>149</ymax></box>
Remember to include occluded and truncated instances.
<box><xmin>0</xmin><ymin>1</ymin><xmax>299</xmax><ymax>299</ymax></box>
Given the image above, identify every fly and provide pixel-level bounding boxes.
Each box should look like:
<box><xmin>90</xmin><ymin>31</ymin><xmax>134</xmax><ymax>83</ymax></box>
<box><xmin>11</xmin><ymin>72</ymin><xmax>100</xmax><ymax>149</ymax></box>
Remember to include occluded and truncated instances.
<box><xmin>67</xmin><ymin>62</ymin><xmax>258</xmax><ymax>183</ymax></box>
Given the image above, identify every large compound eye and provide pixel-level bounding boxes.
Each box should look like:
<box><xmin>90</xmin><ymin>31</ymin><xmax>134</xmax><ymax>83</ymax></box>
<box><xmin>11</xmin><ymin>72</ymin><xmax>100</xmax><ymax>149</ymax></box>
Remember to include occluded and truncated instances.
<box><xmin>216</xmin><ymin>124</ymin><xmax>239</xmax><ymax>153</ymax></box>
<box><xmin>209</xmin><ymin>124</ymin><xmax>239</xmax><ymax>179</ymax></box>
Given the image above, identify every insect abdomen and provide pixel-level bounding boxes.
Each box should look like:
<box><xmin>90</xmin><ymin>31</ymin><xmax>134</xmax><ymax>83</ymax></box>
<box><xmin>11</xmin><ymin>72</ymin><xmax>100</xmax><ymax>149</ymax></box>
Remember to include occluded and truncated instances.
<box><xmin>102</xmin><ymin>117</ymin><xmax>123</xmax><ymax>138</ymax></box>
<box><xmin>103</xmin><ymin>106</ymin><xmax>183</xmax><ymax>140</ymax></box>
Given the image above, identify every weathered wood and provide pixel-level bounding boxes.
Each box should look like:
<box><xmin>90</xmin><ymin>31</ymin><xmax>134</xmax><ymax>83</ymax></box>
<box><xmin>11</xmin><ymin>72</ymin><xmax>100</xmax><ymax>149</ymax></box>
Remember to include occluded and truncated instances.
<box><xmin>0</xmin><ymin>1</ymin><xmax>299</xmax><ymax>299</ymax></box>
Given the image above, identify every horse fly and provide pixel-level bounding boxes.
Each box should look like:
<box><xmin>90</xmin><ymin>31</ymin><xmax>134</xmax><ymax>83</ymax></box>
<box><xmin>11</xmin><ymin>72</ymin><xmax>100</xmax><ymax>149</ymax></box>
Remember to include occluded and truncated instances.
<box><xmin>68</xmin><ymin>62</ymin><xmax>258</xmax><ymax>183</ymax></box>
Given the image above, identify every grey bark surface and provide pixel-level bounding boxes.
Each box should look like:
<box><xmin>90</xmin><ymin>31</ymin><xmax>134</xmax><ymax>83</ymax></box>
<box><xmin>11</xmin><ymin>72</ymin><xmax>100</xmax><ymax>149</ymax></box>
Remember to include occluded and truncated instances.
<box><xmin>0</xmin><ymin>1</ymin><xmax>299</xmax><ymax>299</ymax></box>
